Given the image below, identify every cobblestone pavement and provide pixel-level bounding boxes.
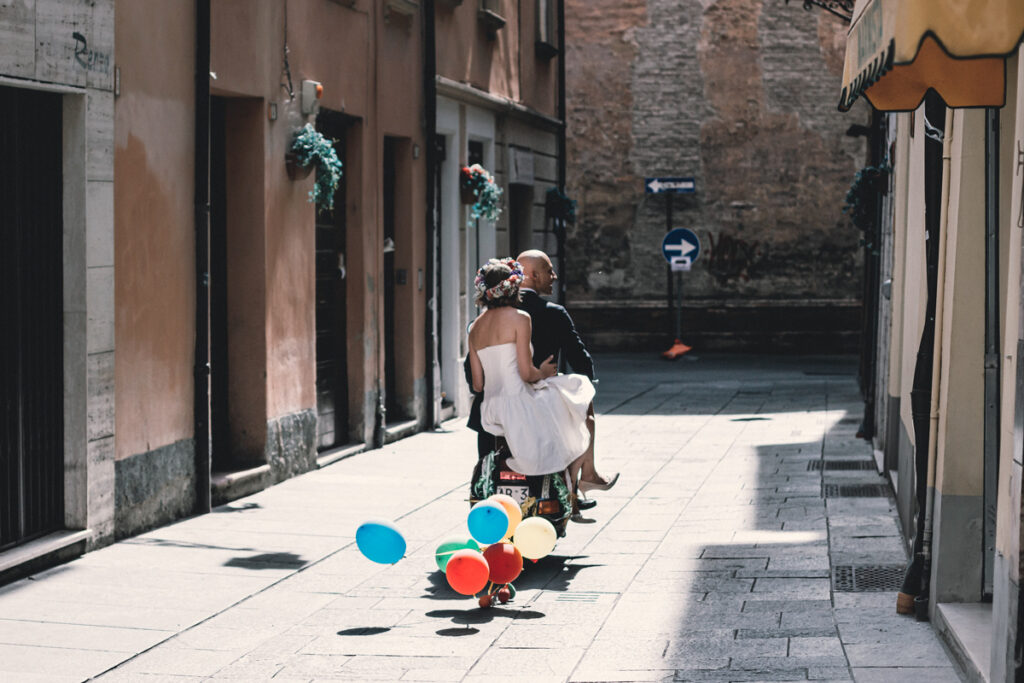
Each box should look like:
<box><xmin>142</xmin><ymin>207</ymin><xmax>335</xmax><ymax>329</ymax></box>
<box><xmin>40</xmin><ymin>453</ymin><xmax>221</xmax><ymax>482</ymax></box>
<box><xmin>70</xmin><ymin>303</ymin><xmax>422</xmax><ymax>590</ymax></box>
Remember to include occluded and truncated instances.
<box><xmin>0</xmin><ymin>354</ymin><xmax>963</xmax><ymax>682</ymax></box>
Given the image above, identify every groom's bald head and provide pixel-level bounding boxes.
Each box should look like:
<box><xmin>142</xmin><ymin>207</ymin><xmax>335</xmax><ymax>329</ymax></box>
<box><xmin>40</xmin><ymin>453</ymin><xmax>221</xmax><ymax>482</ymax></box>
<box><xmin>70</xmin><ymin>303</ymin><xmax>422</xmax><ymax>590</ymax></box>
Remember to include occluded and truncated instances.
<box><xmin>517</xmin><ymin>250</ymin><xmax>557</xmax><ymax>295</ymax></box>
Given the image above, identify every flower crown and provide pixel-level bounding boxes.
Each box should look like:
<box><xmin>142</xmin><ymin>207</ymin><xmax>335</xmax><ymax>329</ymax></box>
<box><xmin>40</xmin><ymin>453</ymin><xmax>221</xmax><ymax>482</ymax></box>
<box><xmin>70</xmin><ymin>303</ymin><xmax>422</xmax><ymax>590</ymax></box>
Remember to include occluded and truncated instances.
<box><xmin>474</xmin><ymin>258</ymin><xmax>523</xmax><ymax>303</ymax></box>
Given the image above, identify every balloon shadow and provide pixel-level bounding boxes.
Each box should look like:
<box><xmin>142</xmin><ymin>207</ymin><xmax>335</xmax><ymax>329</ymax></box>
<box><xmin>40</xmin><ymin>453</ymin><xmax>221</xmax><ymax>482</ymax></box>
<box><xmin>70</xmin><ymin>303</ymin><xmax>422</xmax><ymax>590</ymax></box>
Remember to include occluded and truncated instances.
<box><xmin>513</xmin><ymin>554</ymin><xmax>597</xmax><ymax>592</ymax></box>
<box><xmin>422</xmin><ymin>570</ymin><xmax>461</xmax><ymax>599</ymax></box>
<box><xmin>426</xmin><ymin>608</ymin><xmax>546</xmax><ymax>626</ymax></box>
<box><xmin>436</xmin><ymin>626</ymin><xmax>480</xmax><ymax>637</ymax></box>
<box><xmin>336</xmin><ymin>627</ymin><xmax>391</xmax><ymax>636</ymax></box>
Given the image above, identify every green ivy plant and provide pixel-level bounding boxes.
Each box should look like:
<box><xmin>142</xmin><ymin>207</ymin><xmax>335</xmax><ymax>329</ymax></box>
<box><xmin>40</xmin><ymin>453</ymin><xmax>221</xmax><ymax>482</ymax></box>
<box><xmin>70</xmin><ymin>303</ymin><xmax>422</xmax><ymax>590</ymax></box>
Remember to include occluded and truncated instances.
<box><xmin>545</xmin><ymin>187</ymin><xmax>577</xmax><ymax>224</ymax></box>
<box><xmin>291</xmin><ymin>123</ymin><xmax>343</xmax><ymax>212</ymax></box>
<box><xmin>461</xmin><ymin>163</ymin><xmax>503</xmax><ymax>226</ymax></box>
<box><xmin>843</xmin><ymin>160</ymin><xmax>891</xmax><ymax>232</ymax></box>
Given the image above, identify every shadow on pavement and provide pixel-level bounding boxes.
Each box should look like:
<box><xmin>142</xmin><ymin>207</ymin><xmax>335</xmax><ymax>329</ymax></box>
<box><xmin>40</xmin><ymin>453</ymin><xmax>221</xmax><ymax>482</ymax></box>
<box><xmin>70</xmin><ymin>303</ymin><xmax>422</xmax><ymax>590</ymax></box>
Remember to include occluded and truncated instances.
<box><xmin>211</xmin><ymin>502</ymin><xmax>262</xmax><ymax>513</ymax></box>
<box><xmin>223</xmin><ymin>551</ymin><xmax>307</xmax><ymax>570</ymax></box>
<box><xmin>337</xmin><ymin>626</ymin><xmax>391</xmax><ymax>636</ymax></box>
<box><xmin>427</xmin><ymin>608</ymin><xmax>545</xmax><ymax>625</ymax></box>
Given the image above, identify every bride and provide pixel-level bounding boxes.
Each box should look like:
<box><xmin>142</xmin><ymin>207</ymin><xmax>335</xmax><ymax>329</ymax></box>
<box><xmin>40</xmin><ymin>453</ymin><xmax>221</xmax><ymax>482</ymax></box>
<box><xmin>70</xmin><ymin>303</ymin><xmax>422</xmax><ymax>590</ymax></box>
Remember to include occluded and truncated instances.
<box><xmin>467</xmin><ymin>258</ymin><xmax>595</xmax><ymax>479</ymax></box>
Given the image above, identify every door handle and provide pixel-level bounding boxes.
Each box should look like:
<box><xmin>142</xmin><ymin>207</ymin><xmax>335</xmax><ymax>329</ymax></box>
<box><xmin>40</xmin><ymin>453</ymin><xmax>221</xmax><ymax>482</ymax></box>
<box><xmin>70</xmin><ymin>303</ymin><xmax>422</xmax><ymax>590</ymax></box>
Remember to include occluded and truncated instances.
<box><xmin>337</xmin><ymin>253</ymin><xmax>346</xmax><ymax>280</ymax></box>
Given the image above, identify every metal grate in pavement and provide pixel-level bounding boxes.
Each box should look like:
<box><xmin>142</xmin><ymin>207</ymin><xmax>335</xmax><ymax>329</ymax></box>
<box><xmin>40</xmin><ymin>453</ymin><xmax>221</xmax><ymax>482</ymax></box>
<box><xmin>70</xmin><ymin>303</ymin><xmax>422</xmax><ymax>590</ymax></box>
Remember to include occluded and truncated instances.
<box><xmin>555</xmin><ymin>592</ymin><xmax>604</xmax><ymax>603</ymax></box>
<box><xmin>823</xmin><ymin>483</ymin><xmax>890</xmax><ymax>497</ymax></box>
<box><xmin>833</xmin><ymin>565</ymin><xmax>905</xmax><ymax>591</ymax></box>
<box><xmin>808</xmin><ymin>460</ymin><xmax>876</xmax><ymax>471</ymax></box>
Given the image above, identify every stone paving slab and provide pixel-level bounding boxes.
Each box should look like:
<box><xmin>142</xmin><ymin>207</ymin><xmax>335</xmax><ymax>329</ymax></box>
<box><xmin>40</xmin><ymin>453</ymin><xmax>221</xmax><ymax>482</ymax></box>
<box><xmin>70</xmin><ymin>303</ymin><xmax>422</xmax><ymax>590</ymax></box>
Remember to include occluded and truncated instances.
<box><xmin>0</xmin><ymin>354</ymin><xmax>965</xmax><ymax>682</ymax></box>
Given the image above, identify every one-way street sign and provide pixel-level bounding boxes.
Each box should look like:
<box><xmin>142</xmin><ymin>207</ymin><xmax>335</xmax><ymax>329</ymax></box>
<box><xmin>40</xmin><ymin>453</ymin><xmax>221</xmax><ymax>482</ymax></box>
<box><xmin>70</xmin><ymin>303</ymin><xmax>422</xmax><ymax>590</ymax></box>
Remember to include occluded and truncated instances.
<box><xmin>661</xmin><ymin>228</ymin><xmax>701</xmax><ymax>265</ymax></box>
<box><xmin>646</xmin><ymin>177</ymin><xmax>695</xmax><ymax>194</ymax></box>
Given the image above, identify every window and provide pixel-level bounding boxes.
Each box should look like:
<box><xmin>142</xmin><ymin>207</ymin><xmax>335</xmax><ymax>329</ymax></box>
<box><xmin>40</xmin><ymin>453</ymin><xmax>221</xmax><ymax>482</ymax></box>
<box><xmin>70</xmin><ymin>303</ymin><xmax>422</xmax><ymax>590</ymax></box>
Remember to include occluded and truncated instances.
<box><xmin>535</xmin><ymin>0</ymin><xmax>558</xmax><ymax>59</ymax></box>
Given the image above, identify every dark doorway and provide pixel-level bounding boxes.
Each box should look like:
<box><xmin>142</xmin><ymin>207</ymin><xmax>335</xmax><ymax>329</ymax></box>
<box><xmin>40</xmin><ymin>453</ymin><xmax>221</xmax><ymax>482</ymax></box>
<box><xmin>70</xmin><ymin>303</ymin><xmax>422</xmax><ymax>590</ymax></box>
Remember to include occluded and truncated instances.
<box><xmin>314</xmin><ymin>111</ymin><xmax>350</xmax><ymax>450</ymax></box>
<box><xmin>508</xmin><ymin>184</ymin><xmax>534</xmax><ymax>256</ymax></box>
<box><xmin>383</xmin><ymin>137</ymin><xmax>403</xmax><ymax>421</ymax></box>
<box><xmin>209</xmin><ymin>96</ymin><xmax>230</xmax><ymax>469</ymax></box>
<box><xmin>0</xmin><ymin>85</ymin><xmax>65</xmax><ymax>551</ymax></box>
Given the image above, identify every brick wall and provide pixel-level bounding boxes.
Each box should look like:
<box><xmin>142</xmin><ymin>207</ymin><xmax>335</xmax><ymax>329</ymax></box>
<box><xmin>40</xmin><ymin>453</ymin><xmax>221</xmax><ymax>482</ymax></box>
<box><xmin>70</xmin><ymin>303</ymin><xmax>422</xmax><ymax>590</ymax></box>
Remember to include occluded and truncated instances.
<box><xmin>564</xmin><ymin>0</ymin><xmax>869</xmax><ymax>351</ymax></box>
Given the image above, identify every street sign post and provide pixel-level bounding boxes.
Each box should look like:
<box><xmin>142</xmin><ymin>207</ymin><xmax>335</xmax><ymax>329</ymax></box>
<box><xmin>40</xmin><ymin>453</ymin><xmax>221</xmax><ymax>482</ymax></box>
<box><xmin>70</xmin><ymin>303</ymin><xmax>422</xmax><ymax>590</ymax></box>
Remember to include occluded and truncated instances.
<box><xmin>646</xmin><ymin>177</ymin><xmax>696</xmax><ymax>194</ymax></box>
<box><xmin>660</xmin><ymin>228</ymin><xmax>701</xmax><ymax>360</ymax></box>
<box><xmin>661</xmin><ymin>228</ymin><xmax>701</xmax><ymax>265</ymax></box>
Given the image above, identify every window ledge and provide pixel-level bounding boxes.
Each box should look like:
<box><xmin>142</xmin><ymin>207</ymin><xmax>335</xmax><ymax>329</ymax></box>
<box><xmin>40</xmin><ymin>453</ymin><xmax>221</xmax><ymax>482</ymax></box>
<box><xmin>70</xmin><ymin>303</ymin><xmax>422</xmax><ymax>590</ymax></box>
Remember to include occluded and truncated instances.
<box><xmin>535</xmin><ymin>40</ymin><xmax>559</xmax><ymax>60</ymax></box>
<box><xmin>478</xmin><ymin>8</ymin><xmax>506</xmax><ymax>35</ymax></box>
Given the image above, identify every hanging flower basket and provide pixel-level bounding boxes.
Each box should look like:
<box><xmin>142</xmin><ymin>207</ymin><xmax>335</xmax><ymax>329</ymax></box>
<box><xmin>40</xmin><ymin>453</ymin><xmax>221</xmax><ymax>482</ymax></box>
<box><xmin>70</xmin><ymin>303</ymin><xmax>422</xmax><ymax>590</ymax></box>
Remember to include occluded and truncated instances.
<box><xmin>288</xmin><ymin>123</ymin><xmax>343</xmax><ymax>212</ymax></box>
<box><xmin>285</xmin><ymin>151</ymin><xmax>313</xmax><ymax>180</ymax></box>
<box><xmin>460</xmin><ymin>163</ymin><xmax>503</xmax><ymax>225</ymax></box>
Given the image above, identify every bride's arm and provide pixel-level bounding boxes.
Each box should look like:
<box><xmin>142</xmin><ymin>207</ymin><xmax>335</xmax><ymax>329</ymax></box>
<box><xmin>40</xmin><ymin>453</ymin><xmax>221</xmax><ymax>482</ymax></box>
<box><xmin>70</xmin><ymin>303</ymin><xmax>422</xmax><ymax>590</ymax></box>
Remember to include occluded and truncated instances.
<box><xmin>468</xmin><ymin>341</ymin><xmax>485</xmax><ymax>393</ymax></box>
<box><xmin>515</xmin><ymin>313</ymin><xmax>555</xmax><ymax>383</ymax></box>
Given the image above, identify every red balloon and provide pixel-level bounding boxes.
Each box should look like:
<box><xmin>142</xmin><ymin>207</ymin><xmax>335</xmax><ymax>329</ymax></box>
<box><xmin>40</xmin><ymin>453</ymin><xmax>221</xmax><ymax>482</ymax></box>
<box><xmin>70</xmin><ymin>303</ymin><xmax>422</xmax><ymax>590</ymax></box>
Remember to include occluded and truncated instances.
<box><xmin>482</xmin><ymin>542</ymin><xmax>523</xmax><ymax>585</ymax></box>
<box><xmin>446</xmin><ymin>549</ymin><xmax>490</xmax><ymax>595</ymax></box>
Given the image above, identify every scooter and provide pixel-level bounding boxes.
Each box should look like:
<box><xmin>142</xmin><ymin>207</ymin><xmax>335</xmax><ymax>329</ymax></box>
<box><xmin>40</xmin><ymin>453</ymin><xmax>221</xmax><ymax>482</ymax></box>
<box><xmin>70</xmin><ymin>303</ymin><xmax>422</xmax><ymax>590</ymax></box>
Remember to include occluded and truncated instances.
<box><xmin>469</xmin><ymin>436</ymin><xmax>572</xmax><ymax>538</ymax></box>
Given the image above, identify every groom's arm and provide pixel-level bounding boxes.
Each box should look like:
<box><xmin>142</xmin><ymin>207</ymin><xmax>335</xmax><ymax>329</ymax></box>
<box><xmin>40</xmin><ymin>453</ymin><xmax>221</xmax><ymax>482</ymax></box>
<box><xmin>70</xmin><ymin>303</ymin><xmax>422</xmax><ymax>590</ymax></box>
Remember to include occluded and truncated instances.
<box><xmin>552</xmin><ymin>306</ymin><xmax>594</xmax><ymax>380</ymax></box>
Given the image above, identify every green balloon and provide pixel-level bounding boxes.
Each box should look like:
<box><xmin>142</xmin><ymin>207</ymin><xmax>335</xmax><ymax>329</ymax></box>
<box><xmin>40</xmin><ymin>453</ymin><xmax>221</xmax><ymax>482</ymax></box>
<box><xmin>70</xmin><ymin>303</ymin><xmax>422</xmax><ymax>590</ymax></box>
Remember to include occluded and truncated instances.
<box><xmin>435</xmin><ymin>536</ymin><xmax>479</xmax><ymax>572</ymax></box>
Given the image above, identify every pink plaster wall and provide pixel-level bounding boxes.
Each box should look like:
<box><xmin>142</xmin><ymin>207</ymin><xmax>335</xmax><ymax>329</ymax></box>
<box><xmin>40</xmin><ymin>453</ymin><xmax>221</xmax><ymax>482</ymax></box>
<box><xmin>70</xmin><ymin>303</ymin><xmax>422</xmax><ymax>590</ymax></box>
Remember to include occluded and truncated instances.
<box><xmin>114</xmin><ymin>0</ymin><xmax>196</xmax><ymax>461</ymax></box>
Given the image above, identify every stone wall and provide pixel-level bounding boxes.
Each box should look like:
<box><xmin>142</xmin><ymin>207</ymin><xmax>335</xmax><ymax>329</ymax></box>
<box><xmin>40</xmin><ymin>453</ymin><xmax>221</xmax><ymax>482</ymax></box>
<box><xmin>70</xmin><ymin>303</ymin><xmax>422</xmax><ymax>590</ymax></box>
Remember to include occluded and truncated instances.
<box><xmin>0</xmin><ymin>0</ymin><xmax>116</xmax><ymax>548</ymax></box>
<box><xmin>564</xmin><ymin>0</ymin><xmax>869</xmax><ymax>351</ymax></box>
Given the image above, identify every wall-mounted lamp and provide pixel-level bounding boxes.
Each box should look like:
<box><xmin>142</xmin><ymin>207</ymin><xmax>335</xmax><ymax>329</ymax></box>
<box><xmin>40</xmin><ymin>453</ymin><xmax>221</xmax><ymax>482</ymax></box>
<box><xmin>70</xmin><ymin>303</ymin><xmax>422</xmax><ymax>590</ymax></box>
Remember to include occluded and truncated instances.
<box><xmin>267</xmin><ymin>102</ymin><xmax>278</xmax><ymax>121</ymax></box>
<box><xmin>301</xmin><ymin>80</ymin><xmax>323</xmax><ymax>116</ymax></box>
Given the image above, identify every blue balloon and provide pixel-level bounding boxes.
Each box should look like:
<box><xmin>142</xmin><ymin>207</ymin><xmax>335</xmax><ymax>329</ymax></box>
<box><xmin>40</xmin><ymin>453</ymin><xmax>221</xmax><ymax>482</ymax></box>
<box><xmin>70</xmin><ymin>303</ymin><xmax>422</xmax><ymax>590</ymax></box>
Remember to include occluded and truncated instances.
<box><xmin>356</xmin><ymin>520</ymin><xmax>406</xmax><ymax>564</ymax></box>
<box><xmin>467</xmin><ymin>501</ymin><xmax>510</xmax><ymax>545</ymax></box>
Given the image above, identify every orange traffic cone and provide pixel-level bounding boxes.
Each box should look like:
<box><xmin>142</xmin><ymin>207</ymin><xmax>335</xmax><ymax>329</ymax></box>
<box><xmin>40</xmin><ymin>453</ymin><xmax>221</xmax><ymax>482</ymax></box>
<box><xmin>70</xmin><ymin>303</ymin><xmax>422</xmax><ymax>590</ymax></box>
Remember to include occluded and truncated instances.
<box><xmin>661</xmin><ymin>339</ymin><xmax>691</xmax><ymax>360</ymax></box>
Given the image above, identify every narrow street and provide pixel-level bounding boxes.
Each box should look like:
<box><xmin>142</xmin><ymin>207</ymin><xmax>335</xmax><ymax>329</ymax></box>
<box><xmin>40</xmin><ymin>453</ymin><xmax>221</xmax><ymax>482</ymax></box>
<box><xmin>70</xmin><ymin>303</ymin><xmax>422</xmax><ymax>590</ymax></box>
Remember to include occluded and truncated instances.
<box><xmin>0</xmin><ymin>354</ymin><xmax>961</xmax><ymax>682</ymax></box>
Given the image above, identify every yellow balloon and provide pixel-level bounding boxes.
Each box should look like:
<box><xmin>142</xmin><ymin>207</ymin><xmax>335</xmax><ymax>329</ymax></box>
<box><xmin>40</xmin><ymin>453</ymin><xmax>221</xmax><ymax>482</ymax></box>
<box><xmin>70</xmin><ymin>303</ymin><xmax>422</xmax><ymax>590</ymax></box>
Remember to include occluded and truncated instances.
<box><xmin>488</xmin><ymin>494</ymin><xmax>523</xmax><ymax>537</ymax></box>
<box><xmin>512</xmin><ymin>516</ymin><xmax>557</xmax><ymax>560</ymax></box>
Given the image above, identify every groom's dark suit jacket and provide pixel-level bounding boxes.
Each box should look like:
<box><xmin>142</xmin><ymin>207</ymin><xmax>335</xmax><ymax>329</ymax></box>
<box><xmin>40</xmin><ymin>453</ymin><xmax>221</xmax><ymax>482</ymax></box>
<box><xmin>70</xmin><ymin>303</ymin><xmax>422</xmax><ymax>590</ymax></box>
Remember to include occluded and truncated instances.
<box><xmin>466</xmin><ymin>290</ymin><xmax>594</xmax><ymax>435</ymax></box>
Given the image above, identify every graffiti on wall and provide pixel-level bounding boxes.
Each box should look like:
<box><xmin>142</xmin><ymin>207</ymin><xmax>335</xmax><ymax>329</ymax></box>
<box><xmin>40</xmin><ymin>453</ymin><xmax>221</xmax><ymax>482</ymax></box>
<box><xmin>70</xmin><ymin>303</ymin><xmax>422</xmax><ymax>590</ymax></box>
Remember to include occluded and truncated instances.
<box><xmin>72</xmin><ymin>32</ymin><xmax>111</xmax><ymax>75</ymax></box>
<box><xmin>706</xmin><ymin>232</ymin><xmax>764</xmax><ymax>282</ymax></box>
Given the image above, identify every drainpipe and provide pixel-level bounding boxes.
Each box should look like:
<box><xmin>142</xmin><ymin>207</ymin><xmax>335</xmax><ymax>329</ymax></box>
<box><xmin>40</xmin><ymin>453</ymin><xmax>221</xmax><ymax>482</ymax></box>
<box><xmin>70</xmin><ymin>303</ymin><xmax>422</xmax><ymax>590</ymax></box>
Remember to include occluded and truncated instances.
<box><xmin>423</xmin><ymin>0</ymin><xmax>439</xmax><ymax>429</ymax></box>
<box><xmin>193</xmin><ymin>0</ymin><xmax>212</xmax><ymax>514</ymax></box>
<box><xmin>917</xmin><ymin>108</ymin><xmax>955</xmax><ymax>620</ymax></box>
<box><xmin>982</xmin><ymin>106</ymin><xmax>1000</xmax><ymax>599</ymax></box>
<box><xmin>555</xmin><ymin>0</ymin><xmax>566</xmax><ymax>308</ymax></box>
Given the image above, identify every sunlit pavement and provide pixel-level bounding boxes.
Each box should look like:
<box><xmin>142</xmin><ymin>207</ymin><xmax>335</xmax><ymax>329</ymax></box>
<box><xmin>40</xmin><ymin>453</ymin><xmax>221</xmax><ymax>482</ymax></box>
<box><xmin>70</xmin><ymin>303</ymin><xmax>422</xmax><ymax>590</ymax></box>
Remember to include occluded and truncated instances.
<box><xmin>0</xmin><ymin>354</ymin><xmax>962</xmax><ymax>682</ymax></box>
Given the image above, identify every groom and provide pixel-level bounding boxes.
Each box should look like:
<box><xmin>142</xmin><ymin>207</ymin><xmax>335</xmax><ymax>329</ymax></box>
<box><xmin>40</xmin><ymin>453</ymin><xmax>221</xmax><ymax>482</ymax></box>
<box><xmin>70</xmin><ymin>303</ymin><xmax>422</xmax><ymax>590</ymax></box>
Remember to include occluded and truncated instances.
<box><xmin>467</xmin><ymin>249</ymin><xmax>610</xmax><ymax>510</ymax></box>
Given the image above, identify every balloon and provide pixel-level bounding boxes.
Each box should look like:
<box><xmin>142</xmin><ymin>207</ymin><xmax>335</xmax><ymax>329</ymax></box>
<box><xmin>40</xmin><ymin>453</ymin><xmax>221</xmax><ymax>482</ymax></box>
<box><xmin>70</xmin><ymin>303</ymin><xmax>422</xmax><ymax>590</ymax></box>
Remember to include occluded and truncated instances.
<box><xmin>488</xmin><ymin>494</ymin><xmax>523</xmax><ymax>537</ymax></box>
<box><xmin>483</xmin><ymin>542</ymin><xmax>523</xmax><ymax>584</ymax></box>
<box><xmin>355</xmin><ymin>520</ymin><xmax>406</xmax><ymax>564</ymax></box>
<box><xmin>434</xmin><ymin>536</ymin><xmax>479</xmax><ymax>572</ymax></box>
<box><xmin>513</xmin><ymin>516</ymin><xmax>557</xmax><ymax>559</ymax></box>
<box><xmin>467</xmin><ymin>500</ymin><xmax>509</xmax><ymax>545</ymax></box>
<box><xmin>446</xmin><ymin>549</ymin><xmax>490</xmax><ymax>595</ymax></box>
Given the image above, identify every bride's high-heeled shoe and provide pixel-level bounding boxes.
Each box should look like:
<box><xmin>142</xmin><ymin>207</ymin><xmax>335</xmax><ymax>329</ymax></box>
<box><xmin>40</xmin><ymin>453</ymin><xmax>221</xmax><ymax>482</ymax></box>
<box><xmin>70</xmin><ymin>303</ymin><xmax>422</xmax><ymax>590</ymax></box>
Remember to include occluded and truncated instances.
<box><xmin>578</xmin><ymin>472</ymin><xmax>619</xmax><ymax>493</ymax></box>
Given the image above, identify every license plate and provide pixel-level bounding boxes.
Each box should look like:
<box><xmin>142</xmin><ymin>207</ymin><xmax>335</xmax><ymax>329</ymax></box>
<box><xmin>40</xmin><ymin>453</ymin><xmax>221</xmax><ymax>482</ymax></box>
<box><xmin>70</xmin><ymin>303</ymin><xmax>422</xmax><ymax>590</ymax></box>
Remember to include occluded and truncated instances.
<box><xmin>496</xmin><ymin>485</ymin><xmax>529</xmax><ymax>505</ymax></box>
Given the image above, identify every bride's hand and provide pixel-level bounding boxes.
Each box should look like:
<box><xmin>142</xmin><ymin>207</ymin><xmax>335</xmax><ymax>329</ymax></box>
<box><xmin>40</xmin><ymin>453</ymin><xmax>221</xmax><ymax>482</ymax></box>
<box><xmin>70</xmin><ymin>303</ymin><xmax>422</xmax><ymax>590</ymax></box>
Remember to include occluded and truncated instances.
<box><xmin>540</xmin><ymin>355</ymin><xmax>557</xmax><ymax>378</ymax></box>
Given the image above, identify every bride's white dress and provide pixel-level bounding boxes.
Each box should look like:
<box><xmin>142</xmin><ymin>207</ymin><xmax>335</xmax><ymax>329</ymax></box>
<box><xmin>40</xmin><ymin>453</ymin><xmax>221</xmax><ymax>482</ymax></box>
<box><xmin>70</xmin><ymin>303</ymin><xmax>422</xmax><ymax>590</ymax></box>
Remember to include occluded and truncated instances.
<box><xmin>477</xmin><ymin>342</ymin><xmax>595</xmax><ymax>475</ymax></box>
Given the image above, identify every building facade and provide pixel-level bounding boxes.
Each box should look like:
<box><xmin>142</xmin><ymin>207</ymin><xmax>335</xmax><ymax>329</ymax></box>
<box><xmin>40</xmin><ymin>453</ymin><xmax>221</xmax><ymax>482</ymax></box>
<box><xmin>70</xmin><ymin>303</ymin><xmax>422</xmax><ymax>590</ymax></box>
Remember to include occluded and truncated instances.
<box><xmin>563</xmin><ymin>0</ymin><xmax>868</xmax><ymax>352</ymax></box>
<box><xmin>1</xmin><ymin>0</ymin><xmax>116</xmax><ymax>572</ymax></box>
<box><xmin>432</xmin><ymin>0</ymin><xmax>563</xmax><ymax>417</ymax></box>
<box><xmin>843</xmin><ymin>1</ymin><xmax>1024</xmax><ymax>679</ymax></box>
<box><xmin>0</xmin><ymin>0</ymin><xmax>563</xmax><ymax>579</ymax></box>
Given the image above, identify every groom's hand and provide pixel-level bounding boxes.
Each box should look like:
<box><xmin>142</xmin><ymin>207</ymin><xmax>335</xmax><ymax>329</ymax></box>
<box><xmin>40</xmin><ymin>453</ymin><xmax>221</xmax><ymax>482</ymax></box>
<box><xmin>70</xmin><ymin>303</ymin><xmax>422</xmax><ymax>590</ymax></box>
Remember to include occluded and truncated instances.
<box><xmin>540</xmin><ymin>355</ymin><xmax>557</xmax><ymax>378</ymax></box>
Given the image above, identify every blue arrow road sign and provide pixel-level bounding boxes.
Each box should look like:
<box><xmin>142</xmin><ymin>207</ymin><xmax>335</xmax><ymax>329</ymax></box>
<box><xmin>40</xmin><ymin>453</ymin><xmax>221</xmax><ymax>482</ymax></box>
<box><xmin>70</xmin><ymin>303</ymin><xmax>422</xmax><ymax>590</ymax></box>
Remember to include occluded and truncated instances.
<box><xmin>646</xmin><ymin>177</ymin><xmax>695</xmax><ymax>194</ymax></box>
<box><xmin>662</xmin><ymin>228</ymin><xmax>700</xmax><ymax>265</ymax></box>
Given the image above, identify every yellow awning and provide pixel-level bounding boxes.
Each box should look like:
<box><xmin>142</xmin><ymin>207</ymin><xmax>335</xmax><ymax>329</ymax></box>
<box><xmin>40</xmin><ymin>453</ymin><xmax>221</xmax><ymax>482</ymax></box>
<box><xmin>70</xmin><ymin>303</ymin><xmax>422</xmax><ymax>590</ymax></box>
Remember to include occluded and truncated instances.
<box><xmin>840</xmin><ymin>0</ymin><xmax>1024</xmax><ymax>112</ymax></box>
